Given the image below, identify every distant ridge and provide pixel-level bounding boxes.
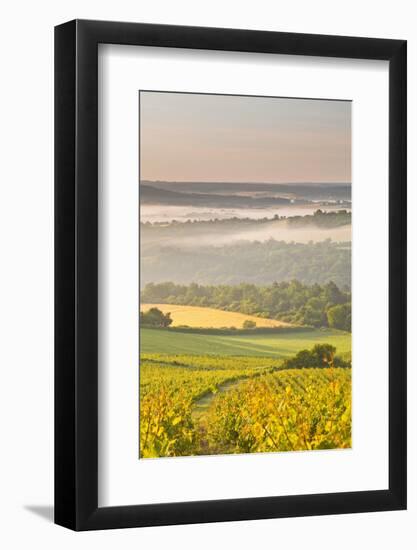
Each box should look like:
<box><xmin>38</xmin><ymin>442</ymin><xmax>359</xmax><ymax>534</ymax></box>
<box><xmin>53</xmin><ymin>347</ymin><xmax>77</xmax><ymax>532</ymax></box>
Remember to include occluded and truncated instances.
<box><xmin>140</xmin><ymin>184</ymin><xmax>292</xmax><ymax>208</ymax></box>
<box><xmin>141</xmin><ymin>180</ymin><xmax>351</xmax><ymax>203</ymax></box>
<box><xmin>142</xmin><ymin>180</ymin><xmax>351</xmax><ymax>187</ymax></box>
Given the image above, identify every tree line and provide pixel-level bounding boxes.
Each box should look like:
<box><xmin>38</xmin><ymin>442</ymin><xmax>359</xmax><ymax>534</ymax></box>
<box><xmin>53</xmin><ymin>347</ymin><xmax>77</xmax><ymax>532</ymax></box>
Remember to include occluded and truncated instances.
<box><xmin>141</xmin><ymin>209</ymin><xmax>350</xmax><ymax>228</ymax></box>
<box><xmin>141</xmin><ymin>280</ymin><xmax>351</xmax><ymax>331</ymax></box>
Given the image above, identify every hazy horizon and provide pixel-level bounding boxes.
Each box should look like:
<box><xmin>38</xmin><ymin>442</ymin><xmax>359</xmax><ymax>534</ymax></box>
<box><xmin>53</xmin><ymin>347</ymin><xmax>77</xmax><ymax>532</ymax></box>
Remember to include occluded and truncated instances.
<box><xmin>140</xmin><ymin>92</ymin><xmax>351</xmax><ymax>184</ymax></box>
<box><xmin>141</xmin><ymin>179</ymin><xmax>351</xmax><ymax>185</ymax></box>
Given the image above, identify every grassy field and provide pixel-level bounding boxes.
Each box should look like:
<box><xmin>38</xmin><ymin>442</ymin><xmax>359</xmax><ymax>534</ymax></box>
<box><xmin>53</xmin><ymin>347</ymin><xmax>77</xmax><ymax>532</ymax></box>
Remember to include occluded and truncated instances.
<box><xmin>140</xmin><ymin>303</ymin><xmax>291</xmax><ymax>328</ymax></box>
<box><xmin>140</xmin><ymin>327</ymin><xmax>351</xmax><ymax>358</ymax></box>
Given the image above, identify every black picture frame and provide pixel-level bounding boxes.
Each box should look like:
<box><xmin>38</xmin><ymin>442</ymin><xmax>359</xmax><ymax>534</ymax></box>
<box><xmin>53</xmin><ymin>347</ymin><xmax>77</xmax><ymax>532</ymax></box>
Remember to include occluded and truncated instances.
<box><xmin>55</xmin><ymin>19</ymin><xmax>407</xmax><ymax>531</ymax></box>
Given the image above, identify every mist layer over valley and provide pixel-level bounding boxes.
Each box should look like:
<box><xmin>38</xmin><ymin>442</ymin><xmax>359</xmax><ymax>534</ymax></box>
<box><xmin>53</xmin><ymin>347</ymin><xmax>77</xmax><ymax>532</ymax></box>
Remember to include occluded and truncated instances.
<box><xmin>140</xmin><ymin>181</ymin><xmax>351</xmax><ymax>223</ymax></box>
<box><xmin>140</xmin><ymin>181</ymin><xmax>352</xmax><ymax>289</ymax></box>
<box><xmin>141</xmin><ymin>214</ymin><xmax>351</xmax><ymax>247</ymax></box>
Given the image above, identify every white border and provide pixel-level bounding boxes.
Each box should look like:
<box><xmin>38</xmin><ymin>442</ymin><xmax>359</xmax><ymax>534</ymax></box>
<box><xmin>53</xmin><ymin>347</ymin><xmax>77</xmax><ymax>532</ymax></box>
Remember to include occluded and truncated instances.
<box><xmin>98</xmin><ymin>44</ymin><xmax>389</xmax><ymax>507</ymax></box>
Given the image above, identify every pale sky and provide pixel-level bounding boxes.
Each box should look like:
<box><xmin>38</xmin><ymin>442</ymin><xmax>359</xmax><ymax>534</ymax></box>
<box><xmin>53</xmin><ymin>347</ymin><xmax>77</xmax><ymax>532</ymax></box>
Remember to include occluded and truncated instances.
<box><xmin>139</xmin><ymin>91</ymin><xmax>351</xmax><ymax>184</ymax></box>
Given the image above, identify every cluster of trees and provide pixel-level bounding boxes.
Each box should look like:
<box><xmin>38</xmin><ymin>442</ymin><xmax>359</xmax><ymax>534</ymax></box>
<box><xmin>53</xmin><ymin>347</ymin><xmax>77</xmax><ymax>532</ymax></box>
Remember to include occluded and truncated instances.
<box><xmin>286</xmin><ymin>209</ymin><xmax>351</xmax><ymax>228</ymax></box>
<box><xmin>141</xmin><ymin>239</ymin><xmax>351</xmax><ymax>289</ymax></box>
<box><xmin>283</xmin><ymin>344</ymin><xmax>350</xmax><ymax>369</ymax></box>
<box><xmin>141</xmin><ymin>280</ymin><xmax>351</xmax><ymax>331</ymax></box>
<box><xmin>326</xmin><ymin>303</ymin><xmax>351</xmax><ymax>332</ymax></box>
<box><xmin>140</xmin><ymin>307</ymin><xmax>172</xmax><ymax>328</ymax></box>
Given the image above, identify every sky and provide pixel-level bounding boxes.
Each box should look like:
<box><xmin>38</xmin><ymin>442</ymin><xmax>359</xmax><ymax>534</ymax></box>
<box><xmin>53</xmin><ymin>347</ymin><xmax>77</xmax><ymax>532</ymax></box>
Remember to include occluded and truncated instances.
<box><xmin>140</xmin><ymin>91</ymin><xmax>351</xmax><ymax>184</ymax></box>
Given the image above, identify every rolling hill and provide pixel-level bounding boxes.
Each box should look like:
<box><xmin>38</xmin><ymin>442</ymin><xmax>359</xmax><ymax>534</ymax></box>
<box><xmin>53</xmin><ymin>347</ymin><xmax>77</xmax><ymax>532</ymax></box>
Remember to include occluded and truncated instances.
<box><xmin>140</xmin><ymin>327</ymin><xmax>351</xmax><ymax>357</ymax></box>
<box><xmin>140</xmin><ymin>184</ymin><xmax>291</xmax><ymax>208</ymax></box>
<box><xmin>140</xmin><ymin>303</ymin><xmax>291</xmax><ymax>329</ymax></box>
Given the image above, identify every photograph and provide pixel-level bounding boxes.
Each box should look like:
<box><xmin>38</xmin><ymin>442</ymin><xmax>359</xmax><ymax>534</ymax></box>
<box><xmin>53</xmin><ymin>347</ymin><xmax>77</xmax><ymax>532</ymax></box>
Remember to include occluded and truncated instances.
<box><xmin>139</xmin><ymin>91</ymin><xmax>352</xmax><ymax>459</ymax></box>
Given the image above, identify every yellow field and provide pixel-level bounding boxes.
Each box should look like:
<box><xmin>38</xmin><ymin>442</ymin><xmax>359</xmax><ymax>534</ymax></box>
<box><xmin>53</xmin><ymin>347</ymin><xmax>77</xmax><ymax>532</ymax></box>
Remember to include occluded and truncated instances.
<box><xmin>140</xmin><ymin>303</ymin><xmax>291</xmax><ymax>329</ymax></box>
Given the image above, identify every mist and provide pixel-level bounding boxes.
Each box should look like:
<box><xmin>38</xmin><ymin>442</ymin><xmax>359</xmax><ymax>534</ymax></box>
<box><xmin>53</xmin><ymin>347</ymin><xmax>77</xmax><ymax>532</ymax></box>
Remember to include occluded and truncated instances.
<box><xmin>140</xmin><ymin>217</ymin><xmax>351</xmax><ymax>249</ymax></box>
<box><xmin>171</xmin><ymin>221</ymin><xmax>350</xmax><ymax>247</ymax></box>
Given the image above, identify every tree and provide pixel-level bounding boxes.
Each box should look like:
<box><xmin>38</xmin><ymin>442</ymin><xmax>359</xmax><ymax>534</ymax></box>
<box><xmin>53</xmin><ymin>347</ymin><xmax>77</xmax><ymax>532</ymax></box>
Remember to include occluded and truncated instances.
<box><xmin>323</xmin><ymin>281</ymin><xmax>345</xmax><ymax>305</ymax></box>
<box><xmin>311</xmin><ymin>344</ymin><xmax>336</xmax><ymax>367</ymax></box>
<box><xmin>283</xmin><ymin>344</ymin><xmax>347</xmax><ymax>369</ymax></box>
<box><xmin>327</xmin><ymin>303</ymin><xmax>351</xmax><ymax>332</ymax></box>
<box><xmin>242</xmin><ymin>320</ymin><xmax>256</xmax><ymax>329</ymax></box>
<box><xmin>140</xmin><ymin>307</ymin><xmax>173</xmax><ymax>328</ymax></box>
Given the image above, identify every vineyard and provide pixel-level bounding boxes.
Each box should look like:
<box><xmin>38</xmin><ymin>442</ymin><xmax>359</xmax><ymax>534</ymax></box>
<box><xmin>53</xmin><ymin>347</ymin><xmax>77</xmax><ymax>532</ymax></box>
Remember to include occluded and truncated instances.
<box><xmin>139</xmin><ymin>353</ymin><xmax>351</xmax><ymax>458</ymax></box>
<box><xmin>204</xmin><ymin>368</ymin><xmax>351</xmax><ymax>454</ymax></box>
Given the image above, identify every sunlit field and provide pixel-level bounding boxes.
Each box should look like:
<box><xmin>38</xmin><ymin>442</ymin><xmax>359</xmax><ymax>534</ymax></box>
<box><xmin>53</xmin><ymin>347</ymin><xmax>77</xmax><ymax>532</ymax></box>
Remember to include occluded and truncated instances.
<box><xmin>140</xmin><ymin>303</ymin><xmax>291</xmax><ymax>328</ymax></box>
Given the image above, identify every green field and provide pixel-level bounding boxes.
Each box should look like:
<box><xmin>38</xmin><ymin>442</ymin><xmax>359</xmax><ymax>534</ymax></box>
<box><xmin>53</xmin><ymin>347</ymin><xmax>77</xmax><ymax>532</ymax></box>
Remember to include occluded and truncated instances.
<box><xmin>140</xmin><ymin>327</ymin><xmax>351</xmax><ymax>358</ymax></box>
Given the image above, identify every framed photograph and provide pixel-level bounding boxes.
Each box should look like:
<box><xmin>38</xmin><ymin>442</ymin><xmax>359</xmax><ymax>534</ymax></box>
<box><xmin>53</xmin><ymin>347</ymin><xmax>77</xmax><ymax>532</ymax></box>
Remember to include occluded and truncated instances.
<box><xmin>55</xmin><ymin>20</ymin><xmax>407</xmax><ymax>530</ymax></box>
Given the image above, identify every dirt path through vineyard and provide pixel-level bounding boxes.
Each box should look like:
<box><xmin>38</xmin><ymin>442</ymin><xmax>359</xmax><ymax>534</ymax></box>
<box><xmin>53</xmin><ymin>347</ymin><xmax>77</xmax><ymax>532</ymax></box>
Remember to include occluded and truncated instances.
<box><xmin>192</xmin><ymin>377</ymin><xmax>245</xmax><ymax>455</ymax></box>
<box><xmin>192</xmin><ymin>378</ymin><xmax>243</xmax><ymax>418</ymax></box>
